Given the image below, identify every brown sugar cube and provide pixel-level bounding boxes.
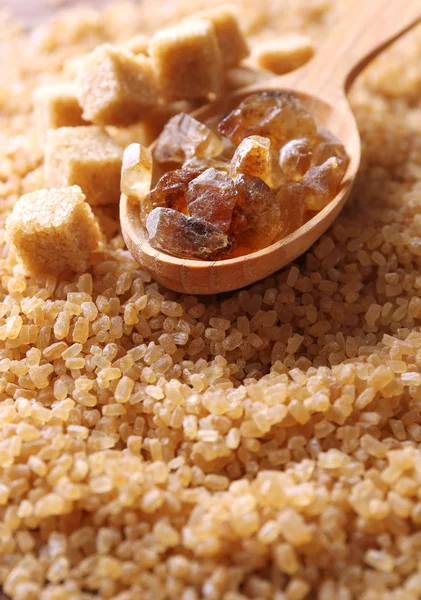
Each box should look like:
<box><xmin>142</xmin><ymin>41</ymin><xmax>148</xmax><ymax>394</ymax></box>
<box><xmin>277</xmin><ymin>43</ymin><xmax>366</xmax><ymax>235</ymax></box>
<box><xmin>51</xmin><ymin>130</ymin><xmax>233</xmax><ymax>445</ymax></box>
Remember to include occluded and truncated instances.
<box><xmin>123</xmin><ymin>34</ymin><xmax>149</xmax><ymax>55</ymax></box>
<box><xmin>254</xmin><ymin>35</ymin><xmax>314</xmax><ymax>75</ymax></box>
<box><xmin>5</xmin><ymin>186</ymin><xmax>101</xmax><ymax>277</ymax></box>
<box><xmin>33</xmin><ymin>84</ymin><xmax>87</xmax><ymax>140</ymax></box>
<box><xmin>76</xmin><ymin>44</ymin><xmax>159</xmax><ymax>125</ymax></box>
<box><xmin>224</xmin><ymin>65</ymin><xmax>272</xmax><ymax>91</ymax></box>
<box><xmin>149</xmin><ymin>20</ymin><xmax>223</xmax><ymax>102</ymax></box>
<box><xmin>44</xmin><ymin>126</ymin><xmax>123</xmax><ymax>206</ymax></box>
<box><xmin>63</xmin><ymin>55</ymin><xmax>86</xmax><ymax>79</ymax></box>
<box><xmin>188</xmin><ymin>5</ymin><xmax>249</xmax><ymax>67</ymax></box>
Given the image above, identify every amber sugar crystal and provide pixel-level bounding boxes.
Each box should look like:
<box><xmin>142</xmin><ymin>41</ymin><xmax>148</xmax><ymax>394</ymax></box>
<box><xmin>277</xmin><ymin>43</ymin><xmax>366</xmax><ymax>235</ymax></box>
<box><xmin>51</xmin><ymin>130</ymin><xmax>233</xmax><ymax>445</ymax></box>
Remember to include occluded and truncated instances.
<box><xmin>314</xmin><ymin>125</ymin><xmax>350</xmax><ymax>168</ymax></box>
<box><xmin>149</xmin><ymin>168</ymin><xmax>202</xmax><ymax>214</ymax></box>
<box><xmin>218</xmin><ymin>91</ymin><xmax>317</xmax><ymax>149</ymax></box>
<box><xmin>276</xmin><ymin>184</ymin><xmax>308</xmax><ymax>235</ymax></box>
<box><xmin>298</xmin><ymin>156</ymin><xmax>347</xmax><ymax>211</ymax></box>
<box><xmin>185</xmin><ymin>168</ymin><xmax>238</xmax><ymax>232</ymax></box>
<box><xmin>280</xmin><ymin>137</ymin><xmax>313</xmax><ymax>182</ymax></box>
<box><xmin>182</xmin><ymin>155</ymin><xmax>230</xmax><ymax>173</ymax></box>
<box><xmin>231</xmin><ymin>173</ymin><xmax>283</xmax><ymax>250</ymax></box>
<box><xmin>121</xmin><ymin>143</ymin><xmax>153</xmax><ymax>203</ymax></box>
<box><xmin>154</xmin><ymin>113</ymin><xmax>224</xmax><ymax>163</ymax></box>
<box><xmin>229</xmin><ymin>135</ymin><xmax>274</xmax><ymax>188</ymax></box>
<box><xmin>146</xmin><ymin>207</ymin><xmax>232</xmax><ymax>259</ymax></box>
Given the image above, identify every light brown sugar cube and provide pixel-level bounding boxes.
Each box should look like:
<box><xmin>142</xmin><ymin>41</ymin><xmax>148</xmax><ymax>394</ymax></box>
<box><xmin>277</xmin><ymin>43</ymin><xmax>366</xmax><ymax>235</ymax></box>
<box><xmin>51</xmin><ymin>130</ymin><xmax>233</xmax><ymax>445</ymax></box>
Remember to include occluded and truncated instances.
<box><xmin>33</xmin><ymin>84</ymin><xmax>87</xmax><ymax>139</ymax></box>
<box><xmin>224</xmin><ymin>65</ymin><xmax>272</xmax><ymax>91</ymax></box>
<box><xmin>44</xmin><ymin>126</ymin><xmax>123</xmax><ymax>205</ymax></box>
<box><xmin>6</xmin><ymin>186</ymin><xmax>101</xmax><ymax>277</ymax></box>
<box><xmin>76</xmin><ymin>44</ymin><xmax>158</xmax><ymax>125</ymax></box>
<box><xmin>63</xmin><ymin>54</ymin><xmax>86</xmax><ymax>79</ymax></box>
<box><xmin>254</xmin><ymin>35</ymin><xmax>314</xmax><ymax>75</ymax></box>
<box><xmin>188</xmin><ymin>5</ymin><xmax>249</xmax><ymax>67</ymax></box>
<box><xmin>123</xmin><ymin>34</ymin><xmax>149</xmax><ymax>55</ymax></box>
<box><xmin>149</xmin><ymin>20</ymin><xmax>222</xmax><ymax>102</ymax></box>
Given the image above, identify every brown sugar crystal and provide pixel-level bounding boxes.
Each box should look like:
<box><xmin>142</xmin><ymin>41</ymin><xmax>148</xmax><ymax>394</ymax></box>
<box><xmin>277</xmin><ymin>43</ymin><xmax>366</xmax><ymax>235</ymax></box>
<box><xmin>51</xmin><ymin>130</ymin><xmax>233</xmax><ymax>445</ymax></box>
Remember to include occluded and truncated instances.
<box><xmin>154</xmin><ymin>113</ymin><xmax>224</xmax><ymax>163</ymax></box>
<box><xmin>294</xmin><ymin>156</ymin><xmax>346</xmax><ymax>211</ymax></box>
<box><xmin>121</xmin><ymin>143</ymin><xmax>153</xmax><ymax>202</ymax></box>
<box><xmin>121</xmin><ymin>142</ymin><xmax>154</xmax><ymax>225</ymax></box>
<box><xmin>187</xmin><ymin>5</ymin><xmax>249</xmax><ymax>67</ymax></box>
<box><xmin>5</xmin><ymin>186</ymin><xmax>101</xmax><ymax>277</ymax></box>
<box><xmin>218</xmin><ymin>91</ymin><xmax>317</xmax><ymax>149</ymax></box>
<box><xmin>231</xmin><ymin>173</ymin><xmax>283</xmax><ymax>249</ymax></box>
<box><xmin>280</xmin><ymin>137</ymin><xmax>313</xmax><ymax>182</ymax></box>
<box><xmin>149</xmin><ymin>20</ymin><xmax>223</xmax><ymax>102</ymax></box>
<box><xmin>44</xmin><ymin>126</ymin><xmax>123</xmax><ymax>205</ymax></box>
<box><xmin>185</xmin><ymin>168</ymin><xmax>238</xmax><ymax>232</ymax></box>
<box><xmin>146</xmin><ymin>207</ymin><xmax>231</xmax><ymax>259</ymax></box>
<box><xmin>276</xmin><ymin>184</ymin><xmax>308</xmax><ymax>235</ymax></box>
<box><xmin>32</xmin><ymin>84</ymin><xmax>87</xmax><ymax>140</ymax></box>
<box><xmin>149</xmin><ymin>168</ymin><xmax>203</xmax><ymax>215</ymax></box>
<box><xmin>182</xmin><ymin>156</ymin><xmax>230</xmax><ymax>172</ymax></box>
<box><xmin>229</xmin><ymin>135</ymin><xmax>274</xmax><ymax>187</ymax></box>
<box><xmin>76</xmin><ymin>44</ymin><xmax>159</xmax><ymax>125</ymax></box>
<box><xmin>314</xmin><ymin>125</ymin><xmax>350</xmax><ymax>168</ymax></box>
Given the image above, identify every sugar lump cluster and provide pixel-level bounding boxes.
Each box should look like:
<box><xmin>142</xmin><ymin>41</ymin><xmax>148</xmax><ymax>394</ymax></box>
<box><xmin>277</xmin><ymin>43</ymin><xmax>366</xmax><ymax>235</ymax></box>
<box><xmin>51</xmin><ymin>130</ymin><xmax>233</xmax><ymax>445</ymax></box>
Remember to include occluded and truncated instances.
<box><xmin>121</xmin><ymin>91</ymin><xmax>349</xmax><ymax>260</ymax></box>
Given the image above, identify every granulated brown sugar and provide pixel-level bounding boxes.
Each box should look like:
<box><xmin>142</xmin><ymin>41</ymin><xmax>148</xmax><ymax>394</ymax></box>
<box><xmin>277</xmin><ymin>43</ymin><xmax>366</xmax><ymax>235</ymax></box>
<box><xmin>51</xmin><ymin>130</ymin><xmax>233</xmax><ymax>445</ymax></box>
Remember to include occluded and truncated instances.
<box><xmin>2</xmin><ymin>1</ymin><xmax>421</xmax><ymax>599</ymax></box>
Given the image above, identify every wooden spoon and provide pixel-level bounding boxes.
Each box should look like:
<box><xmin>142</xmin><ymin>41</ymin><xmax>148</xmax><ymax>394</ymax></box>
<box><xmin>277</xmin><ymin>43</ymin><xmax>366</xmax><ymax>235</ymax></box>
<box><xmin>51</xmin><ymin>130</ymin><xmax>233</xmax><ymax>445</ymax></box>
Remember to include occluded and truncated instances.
<box><xmin>120</xmin><ymin>0</ymin><xmax>421</xmax><ymax>295</ymax></box>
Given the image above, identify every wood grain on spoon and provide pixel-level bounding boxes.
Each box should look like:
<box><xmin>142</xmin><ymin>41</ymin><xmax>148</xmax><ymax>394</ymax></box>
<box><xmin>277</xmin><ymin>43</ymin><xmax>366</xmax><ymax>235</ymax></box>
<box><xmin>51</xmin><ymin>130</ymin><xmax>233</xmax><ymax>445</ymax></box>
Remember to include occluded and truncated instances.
<box><xmin>120</xmin><ymin>0</ymin><xmax>421</xmax><ymax>295</ymax></box>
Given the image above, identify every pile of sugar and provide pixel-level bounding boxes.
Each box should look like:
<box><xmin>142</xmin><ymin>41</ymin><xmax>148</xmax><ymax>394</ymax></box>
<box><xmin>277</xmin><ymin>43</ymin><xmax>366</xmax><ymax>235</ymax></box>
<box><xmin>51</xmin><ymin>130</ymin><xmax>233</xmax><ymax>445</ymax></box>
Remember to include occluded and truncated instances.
<box><xmin>1</xmin><ymin>2</ymin><xmax>421</xmax><ymax>599</ymax></box>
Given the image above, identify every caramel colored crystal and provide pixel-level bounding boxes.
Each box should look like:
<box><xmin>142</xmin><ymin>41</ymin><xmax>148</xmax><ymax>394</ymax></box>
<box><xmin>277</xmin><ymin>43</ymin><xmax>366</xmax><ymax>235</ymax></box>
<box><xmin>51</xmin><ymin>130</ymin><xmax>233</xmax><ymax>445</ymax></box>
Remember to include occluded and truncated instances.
<box><xmin>314</xmin><ymin>126</ymin><xmax>349</xmax><ymax>168</ymax></box>
<box><xmin>280</xmin><ymin>138</ymin><xmax>313</xmax><ymax>182</ymax></box>
<box><xmin>218</xmin><ymin>91</ymin><xmax>317</xmax><ymax>149</ymax></box>
<box><xmin>230</xmin><ymin>135</ymin><xmax>273</xmax><ymax>187</ymax></box>
<box><xmin>146</xmin><ymin>207</ymin><xmax>231</xmax><ymax>259</ymax></box>
<box><xmin>182</xmin><ymin>156</ymin><xmax>230</xmax><ymax>173</ymax></box>
<box><xmin>121</xmin><ymin>143</ymin><xmax>153</xmax><ymax>203</ymax></box>
<box><xmin>297</xmin><ymin>157</ymin><xmax>346</xmax><ymax>211</ymax></box>
<box><xmin>149</xmin><ymin>168</ymin><xmax>202</xmax><ymax>214</ymax></box>
<box><xmin>276</xmin><ymin>184</ymin><xmax>307</xmax><ymax>235</ymax></box>
<box><xmin>185</xmin><ymin>168</ymin><xmax>238</xmax><ymax>232</ymax></box>
<box><xmin>231</xmin><ymin>174</ymin><xmax>282</xmax><ymax>249</ymax></box>
<box><xmin>154</xmin><ymin>113</ymin><xmax>225</xmax><ymax>164</ymax></box>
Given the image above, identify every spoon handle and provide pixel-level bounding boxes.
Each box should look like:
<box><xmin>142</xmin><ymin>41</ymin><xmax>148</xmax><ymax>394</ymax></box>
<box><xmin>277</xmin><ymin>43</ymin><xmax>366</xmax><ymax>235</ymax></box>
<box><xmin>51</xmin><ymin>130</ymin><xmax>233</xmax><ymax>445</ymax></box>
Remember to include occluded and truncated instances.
<box><xmin>280</xmin><ymin>0</ymin><xmax>421</xmax><ymax>103</ymax></box>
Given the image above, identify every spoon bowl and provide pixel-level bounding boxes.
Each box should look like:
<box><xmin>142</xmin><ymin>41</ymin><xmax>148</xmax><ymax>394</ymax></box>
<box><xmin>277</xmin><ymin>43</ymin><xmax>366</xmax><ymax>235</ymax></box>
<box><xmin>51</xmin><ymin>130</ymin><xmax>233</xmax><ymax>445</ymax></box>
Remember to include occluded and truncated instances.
<box><xmin>120</xmin><ymin>0</ymin><xmax>421</xmax><ymax>294</ymax></box>
<box><xmin>121</xmin><ymin>90</ymin><xmax>359</xmax><ymax>294</ymax></box>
